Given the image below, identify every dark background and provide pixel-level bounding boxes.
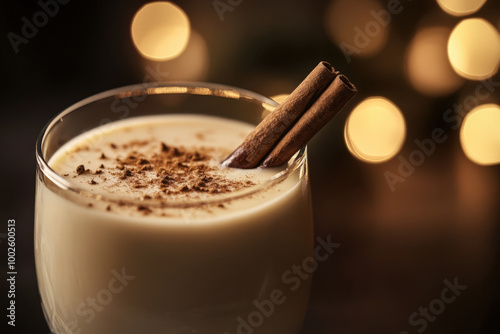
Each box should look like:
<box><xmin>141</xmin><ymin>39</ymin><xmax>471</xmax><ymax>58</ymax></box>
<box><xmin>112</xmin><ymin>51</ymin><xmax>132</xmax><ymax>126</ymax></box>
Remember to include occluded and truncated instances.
<box><xmin>1</xmin><ymin>0</ymin><xmax>500</xmax><ymax>333</ymax></box>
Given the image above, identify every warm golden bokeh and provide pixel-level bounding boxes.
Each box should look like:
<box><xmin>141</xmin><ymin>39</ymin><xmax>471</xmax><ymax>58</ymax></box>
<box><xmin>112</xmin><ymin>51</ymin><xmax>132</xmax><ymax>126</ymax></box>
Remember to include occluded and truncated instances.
<box><xmin>448</xmin><ymin>18</ymin><xmax>500</xmax><ymax>80</ymax></box>
<box><xmin>436</xmin><ymin>0</ymin><xmax>487</xmax><ymax>16</ymax></box>
<box><xmin>131</xmin><ymin>2</ymin><xmax>190</xmax><ymax>61</ymax></box>
<box><xmin>261</xmin><ymin>94</ymin><xmax>290</xmax><ymax>118</ymax></box>
<box><xmin>142</xmin><ymin>31</ymin><xmax>209</xmax><ymax>82</ymax></box>
<box><xmin>406</xmin><ymin>26</ymin><xmax>463</xmax><ymax>96</ymax></box>
<box><xmin>325</xmin><ymin>0</ymin><xmax>389</xmax><ymax>58</ymax></box>
<box><xmin>344</xmin><ymin>97</ymin><xmax>406</xmax><ymax>163</ymax></box>
<box><xmin>460</xmin><ymin>104</ymin><xmax>500</xmax><ymax>165</ymax></box>
<box><xmin>270</xmin><ymin>94</ymin><xmax>289</xmax><ymax>104</ymax></box>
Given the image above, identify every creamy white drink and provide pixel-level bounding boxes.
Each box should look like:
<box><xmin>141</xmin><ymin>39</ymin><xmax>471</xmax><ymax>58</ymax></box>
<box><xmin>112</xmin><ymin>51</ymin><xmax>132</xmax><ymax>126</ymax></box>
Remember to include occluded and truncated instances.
<box><xmin>35</xmin><ymin>114</ymin><xmax>313</xmax><ymax>334</ymax></box>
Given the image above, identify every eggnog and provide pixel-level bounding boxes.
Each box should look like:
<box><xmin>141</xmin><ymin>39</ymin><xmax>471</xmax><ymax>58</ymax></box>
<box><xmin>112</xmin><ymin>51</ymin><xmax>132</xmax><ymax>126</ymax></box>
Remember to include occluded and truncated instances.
<box><xmin>35</xmin><ymin>114</ymin><xmax>313</xmax><ymax>334</ymax></box>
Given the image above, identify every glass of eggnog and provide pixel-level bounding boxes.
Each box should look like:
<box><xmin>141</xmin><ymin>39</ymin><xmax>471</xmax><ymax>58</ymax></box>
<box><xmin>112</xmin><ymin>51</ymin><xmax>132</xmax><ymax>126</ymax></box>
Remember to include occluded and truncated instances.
<box><xmin>35</xmin><ymin>82</ymin><xmax>314</xmax><ymax>334</ymax></box>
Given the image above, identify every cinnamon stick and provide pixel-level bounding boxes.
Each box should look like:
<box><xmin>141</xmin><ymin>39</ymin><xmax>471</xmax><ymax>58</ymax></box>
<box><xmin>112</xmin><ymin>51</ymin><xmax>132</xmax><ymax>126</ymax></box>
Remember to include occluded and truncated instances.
<box><xmin>222</xmin><ymin>61</ymin><xmax>337</xmax><ymax>168</ymax></box>
<box><xmin>261</xmin><ymin>74</ymin><xmax>356</xmax><ymax>167</ymax></box>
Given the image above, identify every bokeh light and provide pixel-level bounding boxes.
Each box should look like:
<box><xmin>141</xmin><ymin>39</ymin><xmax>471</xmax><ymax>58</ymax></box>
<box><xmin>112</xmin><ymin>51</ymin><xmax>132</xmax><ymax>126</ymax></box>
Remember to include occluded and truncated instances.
<box><xmin>262</xmin><ymin>94</ymin><xmax>290</xmax><ymax>118</ymax></box>
<box><xmin>406</xmin><ymin>26</ymin><xmax>463</xmax><ymax>96</ymax></box>
<box><xmin>448</xmin><ymin>18</ymin><xmax>500</xmax><ymax>80</ymax></box>
<box><xmin>436</xmin><ymin>0</ymin><xmax>487</xmax><ymax>17</ymax></box>
<box><xmin>325</xmin><ymin>0</ymin><xmax>389</xmax><ymax>58</ymax></box>
<box><xmin>460</xmin><ymin>104</ymin><xmax>500</xmax><ymax>165</ymax></box>
<box><xmin>270</xmin><ymin>94</ymin><xmax>289</xmax><ymax>104</ymax></box>
<box><xmin>142</xmin><ymin>31</ymin><xmax>209</xmax><ymax>82</ymax></box>
<box><xmin>131</xmin><ymin>2</ymin><xmax>190</xmax><ymax>61</ymax></box>
<box><xmin>345</xmin><ymin>97</ymin><xmax>406</xmax><ymax>163</ymax></box>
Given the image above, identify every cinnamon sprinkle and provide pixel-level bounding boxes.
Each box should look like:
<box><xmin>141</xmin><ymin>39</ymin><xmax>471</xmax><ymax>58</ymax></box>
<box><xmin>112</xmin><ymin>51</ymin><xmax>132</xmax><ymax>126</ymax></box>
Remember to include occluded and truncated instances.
<box><xmin>71</xmin><ymin>140</ymin><xmax>257</xmax><ymax>214</ymax></box>
<box><xmin>76</xmin><ymin>165</ymin><xmax>85</xmax><ymax>175</ymax></box>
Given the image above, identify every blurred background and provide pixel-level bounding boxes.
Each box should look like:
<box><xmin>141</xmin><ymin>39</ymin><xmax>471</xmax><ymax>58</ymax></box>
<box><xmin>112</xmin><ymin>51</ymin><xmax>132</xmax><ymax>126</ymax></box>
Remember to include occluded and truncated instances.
<box><xmin>1</xmin><ymin>0</ymin><xmax>500</xmax><ymax>333</ymax></box>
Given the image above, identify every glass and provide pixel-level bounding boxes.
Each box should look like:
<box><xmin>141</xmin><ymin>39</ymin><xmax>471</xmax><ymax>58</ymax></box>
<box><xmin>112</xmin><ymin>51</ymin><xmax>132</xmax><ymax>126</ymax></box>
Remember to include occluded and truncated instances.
<box><xmin>35</xmin><ymin>82</ymin><xmax>314</xmax><ymax>334</ymax></box>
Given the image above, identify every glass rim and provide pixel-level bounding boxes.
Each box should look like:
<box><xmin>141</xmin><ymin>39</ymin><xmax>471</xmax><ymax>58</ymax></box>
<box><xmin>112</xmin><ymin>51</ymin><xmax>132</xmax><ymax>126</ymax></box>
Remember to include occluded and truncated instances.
<box><xmin>35</xmin><ymin>81</ymin><xmax>307</xmax><ymax>209</ymax></box>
